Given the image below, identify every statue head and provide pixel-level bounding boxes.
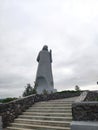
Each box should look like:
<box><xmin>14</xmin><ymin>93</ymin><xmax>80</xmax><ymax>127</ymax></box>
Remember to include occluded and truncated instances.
<box><xmin>42</xmin><ymin>45</ymin><xmax>48</xmax><ymax>51</ymax></box>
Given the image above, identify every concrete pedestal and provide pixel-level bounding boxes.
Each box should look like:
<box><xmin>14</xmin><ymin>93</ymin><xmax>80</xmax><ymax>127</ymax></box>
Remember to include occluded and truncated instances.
<box><xmin>71</xmin><ymin>121</ymin><xmax>98</xmax><ymax>130</ymax></box>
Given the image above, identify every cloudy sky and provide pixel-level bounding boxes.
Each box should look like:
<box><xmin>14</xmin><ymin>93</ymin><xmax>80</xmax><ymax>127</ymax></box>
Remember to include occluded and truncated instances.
<box><xmin>0</xmin><ymin>0</ymin><xmax>98</xmax><ymax>98</ymax></box>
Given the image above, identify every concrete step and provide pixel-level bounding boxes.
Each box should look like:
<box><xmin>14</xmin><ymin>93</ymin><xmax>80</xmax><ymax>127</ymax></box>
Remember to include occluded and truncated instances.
<box><xmin>33</xmin><ymin>103</ymin><xmax>72</xmax><ymax>107</ymax></box>
<box><xmin>39</xmin><ymin>101</ymin><xmax>73</xmax><ymax>103</ymax></box>
<box><xmin>50</xmin><ymin>97</ymin><xmax>77</xmax><ymax>102</ymax></box>
<box><xmin>23</xmin><ymin>111</ymin><xmax>72</xmax><ymax>117</ymax></box>
<box><xmin>26</xmin><ymin>109</ymin><xmax>71</xmax><ymax>113</ymax></box>
<box><xmin>19</xmin><ymin>115</ymin><xmax>72</xmax><ymax>121</ymax></box>
<box><xmin>14</xmin><ymin>118</ymin><xmax>70</xmax><ymax>127</ymax></box>
<box><xmin>49</xmin><ymin>100</ymin><xmax>73</xmax><ymax>102</ymax></box>
<box><xmin>10</xmin><ymin>123</ymin><xmax>71</xmax><ymax>130</ymax></box>
<box><xmin>7</xmin><ymin>127</ymin><xmax>35</xmax><ymax>130</ymax></box>
<box><xmin>35</xmin><ymin>102</ymin><xmax>72</xmax><ymax>105</ymax></box>
<box><xmin>29</xmin><ymin>106</ymin><xmax>72</xmax><ymax>109</ymax></box>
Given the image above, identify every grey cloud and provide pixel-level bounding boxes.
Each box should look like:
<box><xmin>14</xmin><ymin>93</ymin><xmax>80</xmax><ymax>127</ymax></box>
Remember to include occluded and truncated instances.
<box><xmin>53</xmin><ymin>42</ymin><xmax>98</xmax><ymax>90</ymax></box>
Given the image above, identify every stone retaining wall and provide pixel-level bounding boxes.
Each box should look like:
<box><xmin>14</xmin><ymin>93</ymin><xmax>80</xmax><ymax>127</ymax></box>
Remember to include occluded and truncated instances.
<box><xmin>84</xmin><ymin>91</ymin><xmax>98</xmax><ymax>101</ymax></box>
<box><xmin>72</xmin><ymin>91</ymin><xmax>98</xmax><ymax>121</ymax></box>
<box><xmin>0</xmin><ymin>91</ymin><xmax>80</xmax><ymax>128</ymax></box>
<box><xmin>0</xmin><ymin>94</ymin><xmax>35</xmax><ymax>128</ymax></box>
<box><xmin>72</xmin><ymin>101</ymin><xmax>98</xmax><ymax>121</ymax></box>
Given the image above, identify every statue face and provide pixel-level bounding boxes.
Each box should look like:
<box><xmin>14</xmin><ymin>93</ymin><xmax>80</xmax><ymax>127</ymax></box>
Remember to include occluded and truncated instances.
<box><xmin>42</xmin><ymin>45</ymin><xmax>48</xmax><ymax>51</ymax></box>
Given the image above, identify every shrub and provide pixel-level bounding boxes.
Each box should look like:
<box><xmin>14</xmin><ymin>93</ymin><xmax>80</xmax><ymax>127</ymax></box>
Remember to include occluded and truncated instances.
<box><xmin>1</xmin><ymin>97</ymin><xmax>17</xmax><ymax>103</ymax></box>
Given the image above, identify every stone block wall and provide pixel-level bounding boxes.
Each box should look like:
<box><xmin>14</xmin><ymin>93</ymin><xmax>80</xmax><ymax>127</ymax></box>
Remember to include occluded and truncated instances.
<box><xmin>84</xmin><ymin>91</ymin><xmax>98</xmax><ymax>101</ymax></box>
<box><xmin>72</xmin><ymin>102</ymin><xmax>98</xmax><ymax>121</ymax></box>
<box><xmin>72</xmin><ymin>91</ymin><xmax>98</xmax><ymax>121</ymax></box>
<box><xmin>0</xmin><ymin>94</ymin><xmax>35</xmax><ymax>128</ymax></box>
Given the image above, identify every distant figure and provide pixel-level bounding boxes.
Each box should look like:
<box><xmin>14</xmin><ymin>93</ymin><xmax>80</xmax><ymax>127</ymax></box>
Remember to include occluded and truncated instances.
<box><xmin>35</xmin><ymin>45</ymin><xmax>56</xmax><ymax>94</ymax></box>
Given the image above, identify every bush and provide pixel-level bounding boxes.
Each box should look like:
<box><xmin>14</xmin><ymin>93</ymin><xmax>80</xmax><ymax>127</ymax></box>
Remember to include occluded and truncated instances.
<box><xmin>43</xmin><ymin>89</ymin><xmax>48</xmax><ymax>95</ymax></box>
<box><xmin>23</xmin><ymin>83</ymin><xmax>37</xmax><ymax>97</ymax></box>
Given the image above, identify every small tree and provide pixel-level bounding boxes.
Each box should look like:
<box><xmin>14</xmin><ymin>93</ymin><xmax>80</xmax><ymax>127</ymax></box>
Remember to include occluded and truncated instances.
<box><xmin>43</xmin><ymin>89</ymin><xmax>48</xmax><ymax>95</ymax></box>
<box><xmin>75</xmin><ymin>85</ymin><xmax>80</xmax><ymax>91</ymax></box>
<box><xmin>23</xmin><ymin>84</ymin><xmax>37</xmax><ymax>97</ymax></box>
<box><xmin>32</xmin><ymin>88</ymin><xmax>37</xmax><ymax>94</ymax></box>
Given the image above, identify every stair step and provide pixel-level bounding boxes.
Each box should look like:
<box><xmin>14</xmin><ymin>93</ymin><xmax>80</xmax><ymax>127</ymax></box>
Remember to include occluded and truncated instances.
<box><xmin>14</xmin><ymin>118</ymin><xmax>70</xmax><ymax>127</ymax></box>
<box><xmin>49</xmin><ymin>100</ymin><xmax>73</xmax><ymax>103</ymax></box>
<box><xmin>19</xmin><ymin>115</ymin><xmax>72</xmax><ymax>121</ymax></box>
<box><xmin>35</xmin><ymin>102</ymin><xmax>72</xmax><ymax>105</ymax></box>
<box><xmin>23</xmin><ymin>111</ymin><xmax>72</xmax><ymax>117</ymax></box>
<box><xmin>33</xmin><ymin>104</ymin><xmax>72</xmax><ymax>107</ymax></box>
<box><xmin>39</xmin><ymin>101</ymin><xmax>72</xmax><ymax>103</ymax></box>
<box><xmin>29</xmin><ymin>106</ymin><xmax>72</xmax><ymax>109</ymax></box>
<box><xmin>35</xmin><ymin>100</ymin><xmax>72</xmax><ymax>103</ymax></box>
<box><xmin>10</xmin><ymin>123</ymin><xmax>71</xmax><ymax>130</ymax></box>
<box><xmin>26</xmin><ymin>109</ymin><xmax>71</xmax><ymax>113</ymax></box>
<box><xmin>7</xmin><ymin>127</ymin><xmax>35</xmax><ymax>130</ymax></box>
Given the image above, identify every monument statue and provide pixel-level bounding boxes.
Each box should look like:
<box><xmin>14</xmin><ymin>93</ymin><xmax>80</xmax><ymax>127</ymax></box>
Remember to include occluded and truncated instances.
<box><xmin>35</xmin><ymin>45</ymin><xmax>56</xmax><ymax>94</ymax></box>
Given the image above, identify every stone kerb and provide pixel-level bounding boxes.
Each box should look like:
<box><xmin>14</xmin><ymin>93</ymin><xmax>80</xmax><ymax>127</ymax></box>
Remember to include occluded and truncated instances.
<box><xmin>75</xmin><ymin>91</ymin><xmax>88</xmax><ymax>102</ymax></box>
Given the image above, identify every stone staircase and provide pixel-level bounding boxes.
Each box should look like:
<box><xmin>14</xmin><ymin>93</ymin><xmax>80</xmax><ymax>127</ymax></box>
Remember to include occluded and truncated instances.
<box><xmin>6</xmin><ymin>97</ymin><xmax>77</xmax><ymax>130</ymax></box>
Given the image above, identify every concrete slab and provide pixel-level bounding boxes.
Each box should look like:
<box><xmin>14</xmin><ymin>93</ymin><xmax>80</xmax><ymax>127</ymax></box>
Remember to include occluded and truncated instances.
<box><xmin>71</xmin><ymin>121</ymin><xmax>98</xmax><ymax>130</ymax></box>
<box><xmin>0</xmin><ymin>116</ymin><xmax>2</xmax><ymax>130</ymax></box>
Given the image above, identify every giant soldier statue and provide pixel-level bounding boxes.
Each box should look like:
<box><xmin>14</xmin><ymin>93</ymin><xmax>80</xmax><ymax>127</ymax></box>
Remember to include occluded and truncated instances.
<box><xmin>35</xmin><ymin>45</ymin><xmax>56</xmax><ymax>94</ymax></box>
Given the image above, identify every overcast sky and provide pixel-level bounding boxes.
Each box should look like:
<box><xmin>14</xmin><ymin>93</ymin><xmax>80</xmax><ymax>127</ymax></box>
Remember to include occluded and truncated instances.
<box><xmin>0</xmin><ymin>0</ymin><xmax>98</xmax><ymax>98</ymax></box>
